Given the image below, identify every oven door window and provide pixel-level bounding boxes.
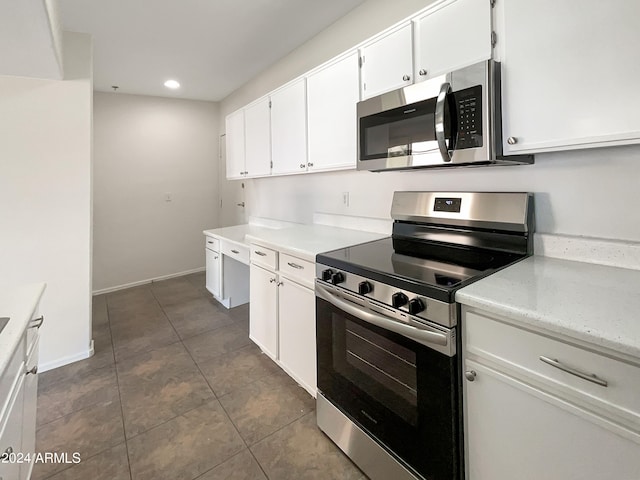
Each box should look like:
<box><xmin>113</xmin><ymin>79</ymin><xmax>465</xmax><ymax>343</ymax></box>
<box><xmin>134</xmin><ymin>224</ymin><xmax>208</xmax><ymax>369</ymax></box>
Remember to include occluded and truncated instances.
<box><xmin>317</xmin><ymin>296</ymin><xmax>459</xmax><ymax>480</ymax></box>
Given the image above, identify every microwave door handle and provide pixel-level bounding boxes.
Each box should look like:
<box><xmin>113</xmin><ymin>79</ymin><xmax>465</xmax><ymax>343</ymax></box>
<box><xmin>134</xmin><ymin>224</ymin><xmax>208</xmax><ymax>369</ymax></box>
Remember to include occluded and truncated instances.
<box><xmin>316</xmin><ymin>282</ymin><xmax>451</xmax><ymax>351</ymax></box>
<box><xmin>435</xmin><ymin>82</ymin><xmax>452</xmax><ymax>162</ymax></box>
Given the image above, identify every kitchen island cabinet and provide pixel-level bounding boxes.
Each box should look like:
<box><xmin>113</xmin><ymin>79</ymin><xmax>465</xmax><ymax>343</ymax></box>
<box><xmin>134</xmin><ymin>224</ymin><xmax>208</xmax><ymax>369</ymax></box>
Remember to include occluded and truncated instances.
<box><xmin>457</xmin><ymin>256</ymin><xmax>640</xmax><ymax>479</ymax></box>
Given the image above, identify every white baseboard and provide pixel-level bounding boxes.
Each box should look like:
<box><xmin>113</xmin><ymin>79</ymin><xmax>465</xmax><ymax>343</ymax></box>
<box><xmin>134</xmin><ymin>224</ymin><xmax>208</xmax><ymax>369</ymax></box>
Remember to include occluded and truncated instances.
<box><xmin>92</xmin><ymin>267</ymin><xmax>206</xmax><ymax>295</ymax></box>
<box><xmin>39</xmin><ymin>339</ymin><xmax>95</xmax><ymax>373</ymax></box>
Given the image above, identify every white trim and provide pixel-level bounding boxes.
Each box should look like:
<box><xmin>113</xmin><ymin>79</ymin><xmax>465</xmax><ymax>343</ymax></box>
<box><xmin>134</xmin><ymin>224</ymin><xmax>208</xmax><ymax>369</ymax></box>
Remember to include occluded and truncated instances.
<box><xmin>39</xmin><ymin>339</ymin><xmax>94</xmax><ymax>373</ymax></box>
<box><xmin>92</xmin><ymin>267</ymin><xmax>206</xmax><ymax>295</ymax></box>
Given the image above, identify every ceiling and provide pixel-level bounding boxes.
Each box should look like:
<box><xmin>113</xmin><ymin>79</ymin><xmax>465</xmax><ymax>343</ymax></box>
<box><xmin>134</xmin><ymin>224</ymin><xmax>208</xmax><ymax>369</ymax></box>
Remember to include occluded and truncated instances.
<box><xmin>59</xmin><ymin>0</ymin><xmax>367</xmax><ymax>102</ymax></box>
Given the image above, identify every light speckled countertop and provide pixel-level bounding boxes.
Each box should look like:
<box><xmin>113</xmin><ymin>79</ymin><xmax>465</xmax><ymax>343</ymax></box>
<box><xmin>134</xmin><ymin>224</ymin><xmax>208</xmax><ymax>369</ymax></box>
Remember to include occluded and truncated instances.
<box><xmin>203</xmin><ymin>224</ymin><xmax>286</xmax><ymax>246</ymax></box>
<box><xmin>0</xmin><ymin>283</ymin><xmax>46</xmax><ymax>376</ymax></box>
<box><xmin>246</xmin><ymin>224</ymin><xmax>388</xmax><ymax>262</ymax></box>
<box><xmin>456</xmin><ymin>256</ymin><xmax>640</xmax><ymax>362</ymax></box>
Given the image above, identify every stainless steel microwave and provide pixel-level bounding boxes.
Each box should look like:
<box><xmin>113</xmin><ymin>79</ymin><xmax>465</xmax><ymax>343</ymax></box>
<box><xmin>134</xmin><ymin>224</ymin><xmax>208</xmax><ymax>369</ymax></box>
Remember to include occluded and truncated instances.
<box><xmin>356</xmin><ymin>60</ymin><xmax>533</xmax><ymax>171</ymax></box>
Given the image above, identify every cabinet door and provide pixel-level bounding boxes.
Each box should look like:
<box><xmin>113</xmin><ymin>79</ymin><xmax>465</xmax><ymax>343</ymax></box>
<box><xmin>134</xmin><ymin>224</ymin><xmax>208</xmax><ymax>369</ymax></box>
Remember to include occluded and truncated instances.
<box><xmin>307</xmin><ymin>52</ymin><xmax>360</xmax><ymax>172</ymax></box>
<box><xmin>500</xmin><ymin>0</ymin><xmax>640</xmax><ymax>154</ymax></box>
<box><xmin>271</xmin><ymin>79</ymin><xmax>308</xmax><ymax>175</ymax></box>
<box><xmin>0</xmin><ymin>375</ymin><xmax>24</xmax><ymax>480</ymax></box>
<box><xmin>414</xmin><ymin>0</ymin><xmax>492</xmax><ymax>81</ymax></box>
<box><xmin>249</xmin><ymin>264</ymin><xmax>278</xmax><ymax>360</ymax></box>
<box><xmin>20</xmin><ymin>336</ymin><xmax>39</xmax><ymax>480</ymax></box>
<box><xmin>225</xmin><ymin>109</ymin><xmax>246</xmax><ymax>180</ymax></box>
<box><xmin>278</xmin><ymin>278</ymin><xmax>316</xmax><ymax>396</ymax></box>
<box><xmin>360</xmin><ymin>23</ymin><xmax>413</xmax><ymax>99</ymax></box>
<box><xmin>243</xmin><ymin>97</ymin><xmax>272</xmax><ymax>178</ymax></box>
<box><xmin>464</xmin><ymin>360</ymin><xmax>640</xmax><ymax>480</ymax></box>
<box><xmin>205</xmin><ymin>248</ymin><xmax>222</xmax><ymax>298</ymax></box>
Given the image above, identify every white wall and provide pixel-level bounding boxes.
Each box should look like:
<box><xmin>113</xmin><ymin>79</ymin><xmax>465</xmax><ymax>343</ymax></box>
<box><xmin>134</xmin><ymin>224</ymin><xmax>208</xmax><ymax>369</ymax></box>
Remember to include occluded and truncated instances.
<box><xmin>0</xmin><ymin>32</ymin><xmax>93</xmax><ymax>370</ymax></box>
<box><xmin>221</xmin><ymin>0</ymin><xmax>640</xmax><ymax>243</ymax></box>
<box><xmin>93</xmin><ymin>93</ymin><xmax>219</xmax><ymax>293</ymax></box>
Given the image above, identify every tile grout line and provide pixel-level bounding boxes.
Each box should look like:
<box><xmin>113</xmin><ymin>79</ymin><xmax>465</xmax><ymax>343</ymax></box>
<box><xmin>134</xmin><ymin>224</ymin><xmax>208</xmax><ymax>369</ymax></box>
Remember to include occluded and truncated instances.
<box><xmin>106</xmin><ymin>296</ymin><xmax>135</xmax><ymax>480</ymax></box>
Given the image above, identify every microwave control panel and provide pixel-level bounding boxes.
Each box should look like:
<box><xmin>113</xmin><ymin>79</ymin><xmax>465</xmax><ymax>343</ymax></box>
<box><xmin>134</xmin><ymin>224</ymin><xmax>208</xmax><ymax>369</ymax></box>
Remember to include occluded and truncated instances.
<box><xmin>454</xmin><ymin>85</ymin><xmax>483</xmax><ymax>149</ymax></box>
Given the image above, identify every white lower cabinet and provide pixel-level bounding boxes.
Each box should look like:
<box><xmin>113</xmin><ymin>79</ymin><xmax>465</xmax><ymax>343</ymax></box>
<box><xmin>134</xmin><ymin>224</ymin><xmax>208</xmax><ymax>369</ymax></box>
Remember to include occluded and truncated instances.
<box><xmin>205</xmin><ymin>246</ymin><xmax>222</xmax><ymax>298</ymax></box>
<box><xmin>465</xmin><ymin>359</ymin><xmax>640</xmax><ymax>480</ymax></box>
<box><xmin>249</xmin><ymin>264</ymin><xmax>278</xmax><ymax>360</ymax></box>
<box><xmin>278</xmin><ymin>278</ymin><xmax>316</xmax><ymax>396</ymax></box>
<box><xmin>249</xmin><ymin>244</ymin><xmax>317</xmax><ymax>397</ymax></box>
<box><xmin>463</xmin><ymin>306</ymin><xmax>640</xmax><ymax>480</ymax></box>
<box><xmin>0</xmin><ymin>316</ymin><xmax>40</xmax><ymax>480</ymax></box>
<box><xmin>0</xmin><ymin>374</ymin><xmax>24</xmax><ymax>480</ymax></box>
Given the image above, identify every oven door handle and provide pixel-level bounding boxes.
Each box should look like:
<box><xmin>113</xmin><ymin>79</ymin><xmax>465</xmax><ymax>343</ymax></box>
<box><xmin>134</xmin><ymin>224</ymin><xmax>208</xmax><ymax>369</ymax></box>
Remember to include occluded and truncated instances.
<box><xmin>435</xmin><ymin>81</ymin><xmax>452</xmax><ymax>163</ymax></box>
<box><xmin>316</xmin><ymin>283</ymin><xmax>450</xmax><ymax>349</ymax></box>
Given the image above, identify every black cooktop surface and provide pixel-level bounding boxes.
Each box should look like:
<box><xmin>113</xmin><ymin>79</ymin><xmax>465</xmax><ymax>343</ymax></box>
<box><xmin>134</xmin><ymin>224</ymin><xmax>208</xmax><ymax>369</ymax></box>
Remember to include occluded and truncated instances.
<box><xmin>316</xmin><ymin>237</ymin><xmax>525</xmax><ymax>302</ymax></box>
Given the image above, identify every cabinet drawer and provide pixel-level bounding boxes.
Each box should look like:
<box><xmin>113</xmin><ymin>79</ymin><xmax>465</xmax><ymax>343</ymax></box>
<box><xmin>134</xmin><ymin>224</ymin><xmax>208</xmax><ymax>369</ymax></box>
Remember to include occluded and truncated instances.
<box><xmin>0</xmin><ymin>335</ymin><xmax>25</xmax><ymax>421</ymax></box>
<box><xmin>220</xmin><ymin>240</ymin><xmax>250</xmax><ymax>265</ymax></box>
<box><xmin>279</xmin><ymin>253</ymin><xmax>315</xmax><ymax>287</ymax></box>
<box><xmin>465</xmin><ymin>310</ymin><xmax>640</xmax><ymax>426</ymax></box>
<box><xmin>205</xmin><ymin>236</ymin><xmax>220</xmax><ymax>252</ymax></box>
<box><xmin>250</xmin><ymin>244</ymin><xmax>277</xmax><ymax>271</ymax></box>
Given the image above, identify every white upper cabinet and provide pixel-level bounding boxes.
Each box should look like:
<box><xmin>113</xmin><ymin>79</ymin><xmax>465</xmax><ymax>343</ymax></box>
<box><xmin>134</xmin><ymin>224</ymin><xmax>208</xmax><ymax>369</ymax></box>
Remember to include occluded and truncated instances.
<box><xmin>414</xmin><ymin>0</ymin><xmax>492</xmax><ymax>81</ymax></box>
<box><xmin>307</xmin><ymin>51</ymin><xmax>360</xmax><ymax>172</ymax></box>
<box><xmin>225</xmin><ymin>109</ymin><xmax>245</xmax><ymax>180</ymax></box>
<box><xmin>360</xmin><ymin>23</ymin><xmax>414</xmax><ymax>99</ymax></box>
<box><xmin>271</xmin><ymin>78</ymin><xmax>308</xmax><ymax>175</ymax></box>
<box><xmin>243</xmin><ymin>96</ymin><xmax>272</xmax><ymax>178</ymax></box>
<box><xmin>499</xmin><ymin>0</ymin><xmax>640</xmax><ymax>154</ymax></box>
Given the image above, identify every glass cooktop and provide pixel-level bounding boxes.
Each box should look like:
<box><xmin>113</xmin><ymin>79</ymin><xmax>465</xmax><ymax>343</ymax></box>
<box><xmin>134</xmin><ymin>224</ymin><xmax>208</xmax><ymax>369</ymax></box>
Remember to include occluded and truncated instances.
<box><xmin>317</xmin><ymin>237</ymin><xmax>524</xmax><ymax>302</ymax></box>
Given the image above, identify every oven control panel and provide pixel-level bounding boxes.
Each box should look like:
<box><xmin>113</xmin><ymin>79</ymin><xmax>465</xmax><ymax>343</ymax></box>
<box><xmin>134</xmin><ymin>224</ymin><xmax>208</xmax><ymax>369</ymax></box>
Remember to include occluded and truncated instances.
<box><xmin>317</xmin><ymin>266</ymin><xmax>457</xmax><ymax>329</ymax></box>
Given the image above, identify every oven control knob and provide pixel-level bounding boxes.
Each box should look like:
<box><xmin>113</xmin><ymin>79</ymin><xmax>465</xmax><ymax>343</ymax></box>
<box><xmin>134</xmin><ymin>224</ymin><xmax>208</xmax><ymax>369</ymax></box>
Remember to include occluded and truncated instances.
<box><xmin>358</xmin><ymin>281</ymin><xmax>373</xmax><ymax>295</ymax></box>
<box><xmin>391</xmin><ymin>292</ymin><xmax>408</xmax><ymax>308</ymax></box>
<box><xmin>321</xmin><ymin>269</ymin><xmax>334</xmax><ymax>282</ymax></box>
<box><xmin>331</xmin><ymin>272</ymin><xmax>345</xmax><ymax>285</ymax></box>
<box><xmin>408</xmin><ymin>298</ymin><xmax>425</xmax><ymax>315</ymax></box>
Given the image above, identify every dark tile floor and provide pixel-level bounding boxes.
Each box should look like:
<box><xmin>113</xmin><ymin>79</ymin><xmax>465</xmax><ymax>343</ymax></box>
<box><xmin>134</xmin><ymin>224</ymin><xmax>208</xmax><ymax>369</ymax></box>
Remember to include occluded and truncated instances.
<box><xmin>33</xmin><ymin>272</ymin><xmax>365</xmax><ymax>480</ymax></box>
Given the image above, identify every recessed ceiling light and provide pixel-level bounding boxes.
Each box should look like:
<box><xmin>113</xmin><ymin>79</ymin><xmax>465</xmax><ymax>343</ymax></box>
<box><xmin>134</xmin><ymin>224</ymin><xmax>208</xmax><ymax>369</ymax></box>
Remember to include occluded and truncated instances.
<box><xmin>164</xmin><ymin>79</ymin><xmax>180</xmax><ymax>89</ymax></box>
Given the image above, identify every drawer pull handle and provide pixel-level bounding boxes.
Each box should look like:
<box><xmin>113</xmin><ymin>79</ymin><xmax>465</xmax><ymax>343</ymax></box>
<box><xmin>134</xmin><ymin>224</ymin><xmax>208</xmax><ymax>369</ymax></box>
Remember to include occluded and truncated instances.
<box><xmin>231</xmin><ymin>250</ymin><xmax>240</xmax><ymax>254</ymax></box>
<box><xmin>287</xmin><ymin>262</ymin><xmax>304</xmax><ymax>270</ymax></box>
<box><xmin>276</xmin><ymin>281</ymin><xmax>284</xmax><ymax>287</ymax></box>
<box><xmin>26</xmin><ymin>366</ymin><xmax>38</xmax><ymax>375</ymax></box>
<box><xmin>269</xmin><ymin>278</ymin><xmax>276</xmax><ymax>283</ymax></box>
<box><xmin>207</xmin><ymin>241</ymin><xmax>214</xmax><ymax>244</ymax></box>
<box><xmin>254</xmin><ymin>251</ymin><xmax>267</xmax><ymax>257</ymax></box>
<box><xmin>539</xmin><ymin>356</ymin><xmax>608</xmax><ymax>387</ymax></box>
<box><xmin>29</xmin><ymin>316</ymin><xmax>44</xmax><ymax>329</ymax></box>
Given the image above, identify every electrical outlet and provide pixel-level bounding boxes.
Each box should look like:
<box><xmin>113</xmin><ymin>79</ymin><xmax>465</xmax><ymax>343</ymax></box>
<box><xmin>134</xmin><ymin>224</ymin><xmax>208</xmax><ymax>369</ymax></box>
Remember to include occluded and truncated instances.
<box><xmin>342</xmin><ymin>192</ymin><xmax>350</xmax><ymax>207</ymax></box>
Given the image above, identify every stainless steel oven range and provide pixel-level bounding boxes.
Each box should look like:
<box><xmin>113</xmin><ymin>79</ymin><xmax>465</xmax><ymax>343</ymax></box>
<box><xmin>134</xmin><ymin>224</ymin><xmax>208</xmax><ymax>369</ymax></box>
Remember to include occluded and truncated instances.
<box><xmin>315</xmin><ymin>191</ymin><xmax>534</xmax><ymax>480</ymax></box>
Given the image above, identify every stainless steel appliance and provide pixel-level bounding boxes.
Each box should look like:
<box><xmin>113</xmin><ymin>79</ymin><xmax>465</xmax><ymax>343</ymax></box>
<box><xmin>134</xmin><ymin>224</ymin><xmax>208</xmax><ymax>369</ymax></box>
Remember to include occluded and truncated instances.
<box><xmin>357</xmin><ymin>61</ymin><xmax>534</xmax><ymax>171</ymax></box>
<box><xmin>315</xmin><ymin>191</ymin><xmax>534</xmax><ymax>480</ymax></box>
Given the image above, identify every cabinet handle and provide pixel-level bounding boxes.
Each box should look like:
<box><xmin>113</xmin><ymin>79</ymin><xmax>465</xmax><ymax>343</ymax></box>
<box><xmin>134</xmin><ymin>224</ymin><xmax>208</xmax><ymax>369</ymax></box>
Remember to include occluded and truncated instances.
<box><xmin>539</xmin><ymin>356</ymin><xmax>608</xmax><ymax>387</ymax></box>
<box><xmin>213</xmin><ymin>255</ymin><xmax>219</xmax><ymax>260</ymax></box>
<box><xmin>207</xmin><ymin>240</ymin><xmax>214</xmax><ymax>244</ymax></box>
<box><xmin>418</xmin><ymin>69</ymin><xmax>427</xmax><ymax>76</ymax></box>
<box><xmin>26</xmin><ymin>366</ymin><xmax>38</xmax><ymax>375</ymax></box>
<box><xmin>276</xmin><ymin>281</ymin><xmax>284</xmax><ymax>286</ymax></box>
<box><xmin>29</xmin><ymin>316</ymin><xmax>44</xmax><ymax>329</ymax></box>
<box><xmin>402</xmin><ymin>74</ymin><xmax>410</xmax><ymax>81</ymax></box>
<box><xmin>231</xmin><ymin>249</ymin><xmax>240</xmax><ymax>254</ymax></box>
<box><xmin>287</xmin><ymin>262</ymin><xmax>304</xmax><ymax>270</ymax></box>
<box><xmin>269</xmin><ymin>278</ymin><xmax>276</xmax><ymax>283</ymax></box>
<box><xmin>254</xmin><ymin>251</ymin><xmax>267</xmax><ymax>256</ymax></box>
<box><xmin>465</xmin><ymin>370</ymin><xmax>477</xmax><ymax>382</ymax></box>
<box><xmin>307</xmin><ymin>162</ymin><xmax>313</xmax><ymax>167</ymax></box>
<box><xmin>299</xmin><ymin>163</ymin><xmax>306</xmax><ymax>169</ymax></box>
<box><xmin>507</xmin><ymin>136</ymin><xmax>518</xmax><ymax>145</ymax></box>
<box><xmin>1</xmin><ymin>446</ymin><xmax>13</xmax><ymax>460</ymax></box>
